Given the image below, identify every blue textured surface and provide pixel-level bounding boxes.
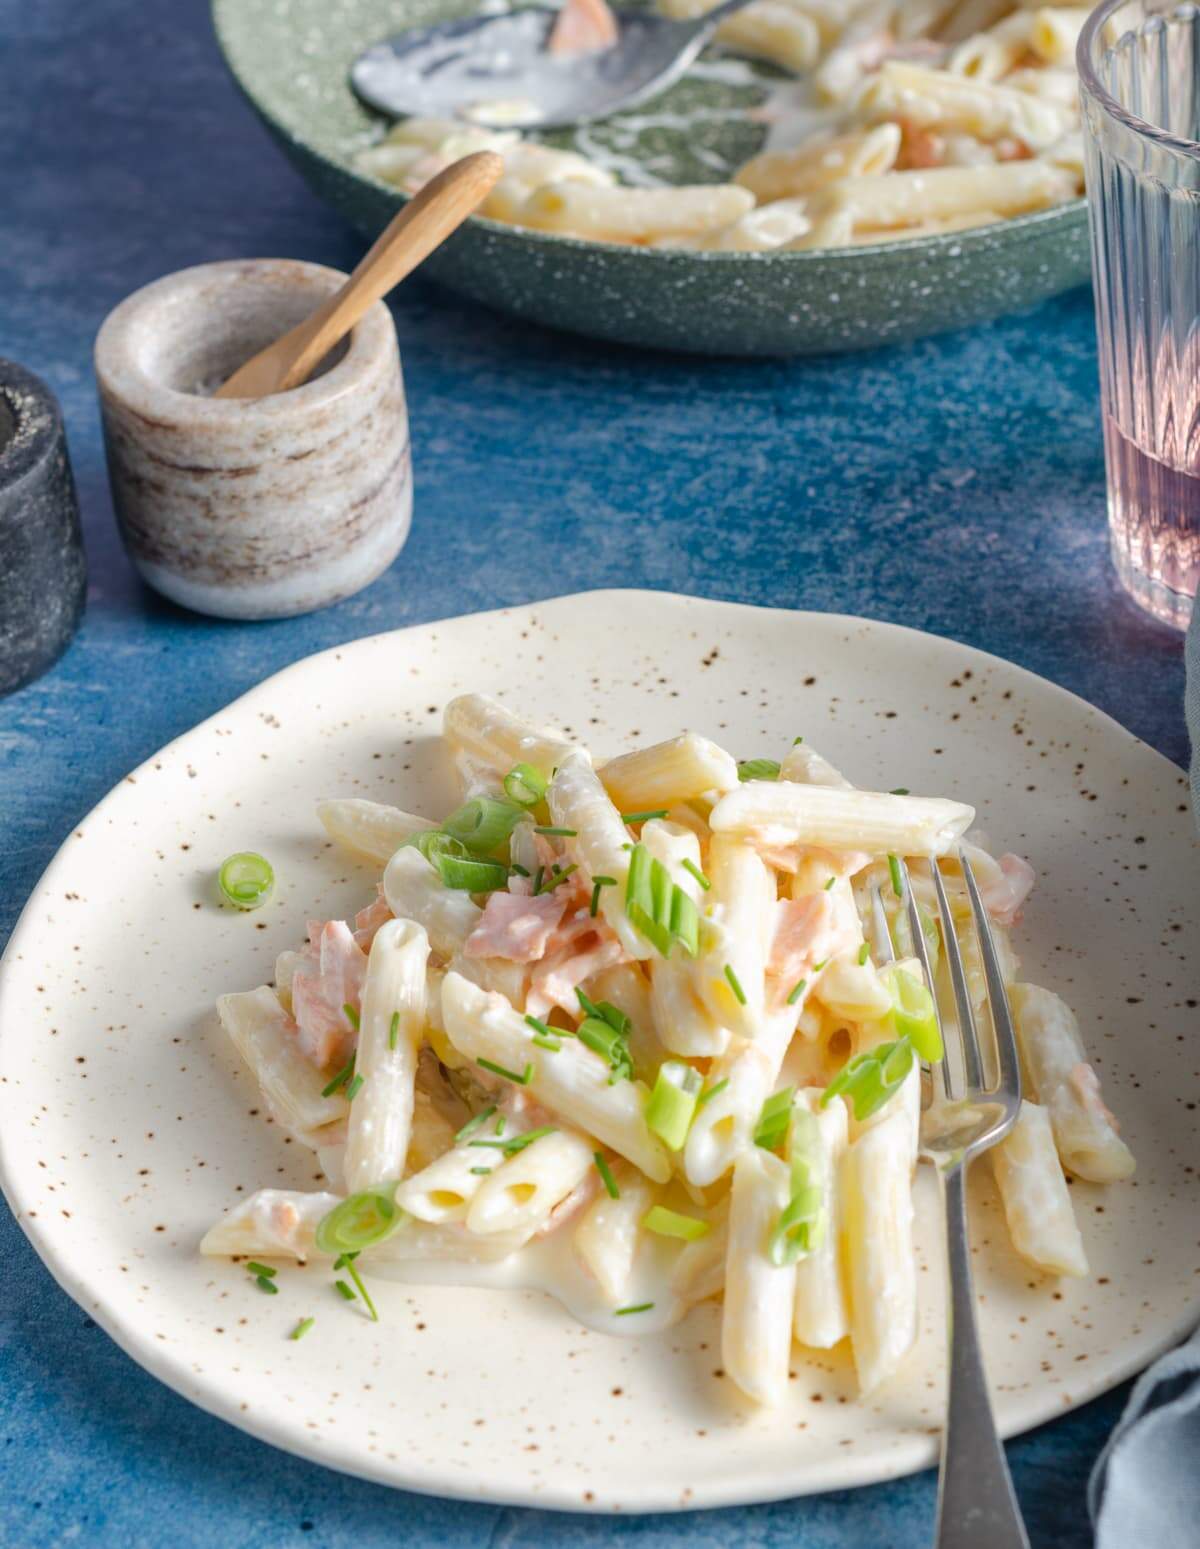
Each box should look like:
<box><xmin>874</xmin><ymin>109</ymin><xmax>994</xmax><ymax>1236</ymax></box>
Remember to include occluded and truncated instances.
<box><xmin>0</xmin><ymin>1</ymin><xmax>1187</xmax><ymax>1545</ymax></box>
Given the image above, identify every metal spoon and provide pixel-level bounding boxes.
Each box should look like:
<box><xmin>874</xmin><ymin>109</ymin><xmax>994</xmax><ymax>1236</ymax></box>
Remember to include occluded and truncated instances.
<box><xmin>351</xmin><ymin>0</ymin><xmax>761</xmax><ymax>131</ymax></box>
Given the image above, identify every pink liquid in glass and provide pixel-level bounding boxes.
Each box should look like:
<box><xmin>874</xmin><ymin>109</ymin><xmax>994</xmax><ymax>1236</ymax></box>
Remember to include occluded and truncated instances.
<box><xmin>1103</xmin><ymin>417</ymin><xmax>1200</xmax><ymax>629</ymax></box>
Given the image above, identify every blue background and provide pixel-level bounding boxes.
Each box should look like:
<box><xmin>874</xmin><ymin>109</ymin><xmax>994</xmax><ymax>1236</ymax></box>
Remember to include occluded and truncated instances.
<box><xmin>0</xmin><ymin>1</ymin><xmax>1187</xmax><ymax>1544</ymax></box>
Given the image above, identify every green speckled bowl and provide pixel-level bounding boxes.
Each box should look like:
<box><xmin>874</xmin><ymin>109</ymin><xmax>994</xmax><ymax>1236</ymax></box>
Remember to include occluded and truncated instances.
<box><xmin>212</xmin><ymin>0</ymin><xmax>1092</xmax><ymax>356</ymax></box>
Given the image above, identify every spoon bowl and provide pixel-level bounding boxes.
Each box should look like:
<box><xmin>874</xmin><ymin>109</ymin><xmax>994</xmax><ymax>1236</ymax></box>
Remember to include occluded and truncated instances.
<box><xmin>351</xmin><ymin>2</ymin><xmax>746</xmax><ymax>129</ymax></box>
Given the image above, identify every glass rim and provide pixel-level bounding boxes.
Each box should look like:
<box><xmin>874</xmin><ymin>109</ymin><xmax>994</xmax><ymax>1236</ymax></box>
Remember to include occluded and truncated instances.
<box><xmin>1077</xmin><ymin>0</ymin><xmax>1200</xmax><ymax>160</ymax></box>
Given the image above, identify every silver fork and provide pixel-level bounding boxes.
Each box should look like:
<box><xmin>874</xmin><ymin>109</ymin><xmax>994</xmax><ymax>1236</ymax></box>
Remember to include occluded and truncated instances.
<box><xmin>871</xmin><ymin>855</ymin><xmax>1031</xmax><ymax>1549</ymax></box>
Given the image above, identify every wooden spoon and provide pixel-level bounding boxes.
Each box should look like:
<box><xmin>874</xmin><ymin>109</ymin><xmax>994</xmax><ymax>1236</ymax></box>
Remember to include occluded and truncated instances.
<box><xmin>215</xmin><ymin>151</ymin><xmax>503</xmax><ymax>400</ymax></box>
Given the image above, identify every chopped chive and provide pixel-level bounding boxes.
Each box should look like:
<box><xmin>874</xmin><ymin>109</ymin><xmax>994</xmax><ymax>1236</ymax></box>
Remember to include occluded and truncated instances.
<box><xmin>824</xmin><ymin>875</ymin><xmax>836</xmax><ymax>891</ymax></box>
<box><xmin>334</xmin><ymin>1278</ymin><xmax>356</xmax><ymax>1301</ymax></box>
<box><xmin>792</xmin><ymin>735</ymin><xmax>804</xmax><ymax>745</ymax></box>
<box><xmin>589</xmin><ymin>875</ymin><xmax>616</xmax><ymax>917</ymax></box>
<box><xmin>345</xmin><ymin>1074</ymin><xmax>365</xmax><ymax>1101</ymax></box>
<box><xmin>289</xmin><ymin>1317</ymin><xmax>315</xmax><ymax>1341</ymax></box>
<box><xmin>534</xmin><ymin>826</ymin><xmax>577</xmax><ymax>837</ymax></box>
<box><xmin>525</xmin><ymin>1013</ymin><xmax>554</xmax><ymax>1037</ymax></box>
<box><xmin>681</xmin><ymin>858</ymin><xmax>711</xmax><ymax>891</ymax></box>
<box><xmin>696</xmin><ymin>1076</ymin><xmax>729</xmax><ymax>1109</ymax></box>
<box><xmin>246</xmin><ymin>1261</ymin><xmax>276</xmax><ymax>1279</ymax></box>
<box><xmin>621</xmin><ymin>809</ymin><xmax>669</xmax><ymax>825</ymax></box>
<box><xmin>510</xmin><ymin>862</ymin><xmax>531</xmax><ymax>878</ymax></box>
<box><xmin>469</xmin><ymin>1166</ymin><xmax>492</xmax><ymax>1176</ymax></box>
<box><xmin>888</xmin><ymin>853</ymin><xmax>904</xmax><ymax>899</ymax></box>
<box><xmin>813</xmin><ymin>958</ymin><xmax>828</xmax><ymax>971</ymax></box>
<box><xmin>321</xmin><ymin>1056</ymin><xmax>355</xmax><ymax>1098</ymax></box>
<box><xmin>495</xmin><ymin>1116</ymin><xmax>506</xmax><ymax>1137</ymax></box>
<box><xmin>478</xmin><ymin>1057</ymin><xmax>533</xmax><ymax>1086</ymax></box>
<box><xmin>532</xmin><ymin>866</ymin><xmax>544</xmax><ymax>895</ymax></box>
<box><xmin>532</xmin><ymin>1033</ymin><xmax>561</xmax><ymax>1051</ymax></box>
<box><xmin>724</xmin><ymin>963</ymin><xmax>747</xmax><ymax>1005</ymax></box>
<box><xmin>890</xmin><ymin>788</ymin><xmax>910</xmax><ymax>796</ymax></box>
<box><xmin>255</xmin><ymin>1274</ymin><xmax>279</xmax><ymax>1295</ymax></box>
<box><xmin>536</xmin><ymin>862</ymin><xmax>577</xmax><ymax>895</ymax></box>
<box><xmin>786</xmin><ymin>978</ymin><xmax>807</xmax><ymax>1006</ymax></box>
<box><xmin>455</xmin><ymin>1104</ymin><xmax>496</xmax><ymax>1142</ymax></box>
<box><xmin>342</xmin><ymin>1003</ymin><xmax>360</xmax><ymax>1031</ymax></box>
<box><xmin>388</xmin><ymin>1011</ymin><xmax>400</xmax><ymax>1051</ymax></box>
<box><xmin>338</xmin><ymin>1253</ymin><xmax>378</xmax><ymax>1321</ymax></box>
<box><xmin>858</xmin><ymin>942</ymin><xmax>870</xmax><ymax>965</ymax></box>
<box><xmin>615</xmin><ymin>1302</ymin><xmax>654</xmax><ymax>1316</ymax></box>
<box><xmin>593</xmin><ymin>1152</ymin><xmax>620</xmax><ymax>1199</ymax></box>
<box><xmin>470</xmin><ymin>1126</ymin><xmax>556</xmax><ymax>1157</ymax></box>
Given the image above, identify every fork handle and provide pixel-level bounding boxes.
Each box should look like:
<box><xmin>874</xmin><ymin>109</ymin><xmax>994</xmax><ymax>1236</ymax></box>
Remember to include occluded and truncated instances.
<box><xmin>935</xmin><ymin>1163</ymin><xmax>1031</xmax><ymax>1549</ymax></box>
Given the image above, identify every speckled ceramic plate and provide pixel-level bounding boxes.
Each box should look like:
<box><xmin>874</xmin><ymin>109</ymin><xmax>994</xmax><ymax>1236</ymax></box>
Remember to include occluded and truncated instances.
<box><xmin>1</xmin><ymin>591</ymin><xmax>1196</xmax><ymax>1512</ymax></box>
<box><xmin>210</xmin><ymin>0</ymin><xmax>1091</xmax><ymax>356</ymax></box>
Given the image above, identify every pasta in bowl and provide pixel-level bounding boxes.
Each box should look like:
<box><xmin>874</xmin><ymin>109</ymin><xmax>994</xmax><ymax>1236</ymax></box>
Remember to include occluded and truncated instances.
<box><xmin>356</xmin><ymin>1</ymin><xmax>1088</xmax><ymax>253</ymax></box>
<box><xmin>212</xmin><ymin>0</ymin><xmax>1091</xmax><ymax>354</ymax></box>
<box><xmin>203</xmin><ymin>693</ymin><xmax>1133</xmax><ymax>1408</ymax></box>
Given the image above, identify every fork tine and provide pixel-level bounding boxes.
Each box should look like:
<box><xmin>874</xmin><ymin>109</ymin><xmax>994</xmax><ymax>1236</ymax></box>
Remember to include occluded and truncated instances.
<box><xmin>870</xmin><ymin>883</ymin><xmax>896</xmax><ymax>964</ymax></box>
<box><xmin>959</xmin><ymin>851</ymin><xmax>1023</xmax><ymax>1102</ymax></box>
<box><xmin>897</xmin><ymin>859</ymin><xmax>953</xmax><ymax>1101</ymax></box>
<box><xmin>929</xmin><ymin>859</ymin><xmax>985</xmax><ymax>1093</ymax></box>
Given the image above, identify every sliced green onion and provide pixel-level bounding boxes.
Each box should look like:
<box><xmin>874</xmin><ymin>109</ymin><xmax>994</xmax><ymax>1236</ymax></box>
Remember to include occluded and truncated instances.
<box><xmin>767</xmin><ymin>1155</ymin><xmax>824</xmax><ymax>1267</ymax></box>
<box><xmin>534</xmin><ymin>825</ymin><xmax>577</xmax><ymax>837</ymax></box>
<box><xmin>315</xmin><ymin>1190</ymin><xmax>403</xmax><ymax>1258</ymax></box>
<box><xmin>455</xmin><ymin>1104</ymin><xmax>496</xmax><ymax>1143</ymax></box>
<box><xmin>321</xmin><ymin>1057</ymin><xmax>355</xmax><ymax>1098</ymax></box>
<box><xmin>477</xmin><ymin>1057</ymin><xmax>533</xmax><ymax>1086</ymax></box>
<box><xmin>625</xmin><ymin>844</ymin><xmax>698</xmax><ymax>958</ymax></box>
<box><xmin>441</xmin><ymin>795</ymin><xmax>528</xmax><ymax>854</ymax></box>
<box><xmin>754</xmin><ymin>1086</ymin><xmax>795</xmax><ymax>1151</ymax></box>
<box><xmin>345</xmin><ymin>1074</ymin><xmax>364</xmax><ymax>1101</ymax></box>
<box><xmin>737</xmin><ymin>759</ymin><xmax>781</xmax><ymax>782</ymax></box>
<box><xmin>342</xmin><ymin>1003</ymin><xmax>360</xmax><ymax>1031</ymax></box>
<box><xmin>615</xmin><ymin>1302</ymin><xmax>654</xmax><ymax>1316</ymax></box>
<box><xmin>290</xmin><ymin>1317</ymin><xmax>315</xmax><ymax>1340</ymax></box>
<box><xmin>334</xmin><ymin>1251</ymin><xmax>379</xmax><ymax>1322</ymax></box>
<box><xmin>334</xmin><ymin>1278</ymin><xmax>356</xmax><ymax>1301</ymax></box>
<box><xmin>255</xmin><ymin>1274</ymin><xmax>278</xmax><ymax>1295</ymax></box>
<box><xmin>883</xmin><ymin>966</ymin><xmax>944</xmax><ymax>1062</ymax></box>
<box><xmin>723</xmin><ymin>963</ymin><xmax>747</xmax><ymax>1006</ymax></box>
<box><xmin>388</xmin><ymin>1011</ymin><xmax>400</xmax><ymax>1051</ymax></box>
<box><xmin>681</xmin><ymin>858</ymin><xmax>711</xmax><ymax>891</ymax></box>
<box><xmin>503</xmin><ymin>763</ymin><xmax>547</xmax><ymax>807</ymax></box>
<box><xmin>888</xmin><ymin>853</ymin><xmax>904</xmax><ymax>899</ymax></box>
<box><xmin>218</xmin><ymin>852</ymin><xmax>275</xmax><ymax>910</ymax></box>
<box><xmin>536</xmin><ymin>863</ymin><xmax>577</xmax><ymax>895</ymax></box>
<box><xmin>821</xmin><ymin>1037</ymin><xmax>914</xmax><ymax>1121</ymax></box>
<box><xmin>786</xmin><ymin>977</ymin><xmax>807</xmax><ymax>1006</ymax></box>
<box><xmin>857</xmin><ymin>943</ymin><xmax>869</xmax><ymax>966</ymax></box>
<box><xmin>576</xmin><ymin>1017</ymin><xmax>633</xmax><ymax>1084</ymax></box>
<box><xmin>695</xmin><ymin>1076</ymin><xmax>729</xmax><ymax>1110</ymax></box>
<box><xmin>643</xmin><ymin>1205</ymin><xmax>710</xmax><ymax>1242</ymax></box>
<box><xmin>645</xmin><ymin>1061</ymin><xmax>702</xmax><ymax>1150</ymax></box>
<box><xmin>245</xmin><ymin>1261</ymin><xmax>276</xmax><ymax>1279</ymax></box>
<box><xmin>593</xmin><ymin>1152</ymin><xmax>620</xmax><ymax>1199</ymax></box>
<box><xmin>406</xmin><ymin>830</ymin><xmax>509</xmax><ymax>893</ymax></box>
<box><xmin>621</xmin><ymin>809</ymin><xmax>669</xmax><ymax>825</ymax></box>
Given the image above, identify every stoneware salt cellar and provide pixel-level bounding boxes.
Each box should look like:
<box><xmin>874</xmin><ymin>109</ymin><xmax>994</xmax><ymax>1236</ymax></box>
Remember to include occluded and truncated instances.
<box><xmin>95</xmin><ymin>259</ymin><xmax>412</xmax><ymax>620</ymax></box>
<box><xmin>0</xmin><ymin>358</ymin><xmax>87</xmax><ymax>697</ymax></box>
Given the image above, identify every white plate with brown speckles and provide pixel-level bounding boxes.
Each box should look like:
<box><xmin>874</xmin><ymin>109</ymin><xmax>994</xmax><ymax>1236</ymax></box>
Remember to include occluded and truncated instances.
<box><xmin>1</xmin><ymin>590</ymin><xmax>1197</xmax><ymax>1513</ymax></box>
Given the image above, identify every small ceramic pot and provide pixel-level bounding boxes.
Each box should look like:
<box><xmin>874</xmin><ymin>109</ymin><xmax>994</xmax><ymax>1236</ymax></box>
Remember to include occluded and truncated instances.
<box><xmin>95</xmin><ymin>259</ymin><xmax>412</xmax><ymax>620</ymax></box>
<box><xmin>0</xmin><ymin>359</ymin><xmax>86</xmax><ymax>697</ymax></box>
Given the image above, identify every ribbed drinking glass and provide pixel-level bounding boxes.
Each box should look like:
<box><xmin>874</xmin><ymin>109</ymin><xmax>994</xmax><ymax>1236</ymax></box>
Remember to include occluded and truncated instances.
<box><xmin>1080</xmin><ymin>0</ymin><xmax>1200</xmax><ymax>629</ymax></box>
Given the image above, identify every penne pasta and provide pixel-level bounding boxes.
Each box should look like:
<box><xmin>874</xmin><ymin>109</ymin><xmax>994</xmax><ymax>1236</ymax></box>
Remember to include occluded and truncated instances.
<box><xmin>599</xmin><ymin>732</ymin><xmax>738</xmax><ymax>809</ymax></box>
<box><xmin>990</xmin><ymin>1100</ymin><xmax>1088</xmax><ymax>1277</ymax></box>
<box><xmin>722</xmin><ymin>1147</ymin><xmax>797</xmax><ymax>1406</ymax></box>
<box><xmin>218</xmin><ymin>986</ymin><xmax>347</xmax><ymax>1145</ymax></box>
<box><xmin>573</xmin><ymin>1161</ymin><xmax>656</xmax><ymax>1303</ymax></box>
<box><xmin>842</xmin><ymin>1109</ymin><xmax>917</xmax><ymax>1392</ymax></box>
<box><xmin>710</xmin><ymin>780</ymin><xmax>975</xmax><ymax>856</ymax></box>
<box><xmin>317</xmin><ymin>798</ymin><xmax>436</xmax><ymax>864</ymax></box>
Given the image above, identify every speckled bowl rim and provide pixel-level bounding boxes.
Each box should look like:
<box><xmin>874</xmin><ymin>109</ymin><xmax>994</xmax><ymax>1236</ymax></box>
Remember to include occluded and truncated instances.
<box><xmin>93</xmin><ymin>258</ymin><xmax>399</xmax><ymax>427</ymax></box>
<box><xmin>0</xmin><ymin>357</ymin><xmax>60</xmax><ymax>491</ymax></box>
<box><xmin>212</xmin><ymin>0</ymin><xmax>1089</xmax><ymax>267</ymax></box>
<box><xmin>1</xmin><ymin>588</ymin><xmax>1196</xmax><ymax>1513</ymax></box>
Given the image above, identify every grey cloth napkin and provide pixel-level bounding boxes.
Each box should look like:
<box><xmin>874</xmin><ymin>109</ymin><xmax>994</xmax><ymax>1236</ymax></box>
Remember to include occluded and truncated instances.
<box><xmin>1090</xmin><ymin>1325</ymin><xmax>1200</xmax><ymax>1547</ymax></box>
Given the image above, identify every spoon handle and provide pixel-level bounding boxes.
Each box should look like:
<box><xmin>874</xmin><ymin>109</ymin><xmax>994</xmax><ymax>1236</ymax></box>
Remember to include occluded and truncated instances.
<box><xmin>217</xmin><ymin>151</ymin><xmax>502</xmax><ymax>399</ymax></box>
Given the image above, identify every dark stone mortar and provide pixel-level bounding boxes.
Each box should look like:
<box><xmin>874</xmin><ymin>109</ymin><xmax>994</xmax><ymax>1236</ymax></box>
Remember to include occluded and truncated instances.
<box><xmin>0</xmin><ymin>358</ymin><xmax>86</xmax><ymax>696</ymax></box>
